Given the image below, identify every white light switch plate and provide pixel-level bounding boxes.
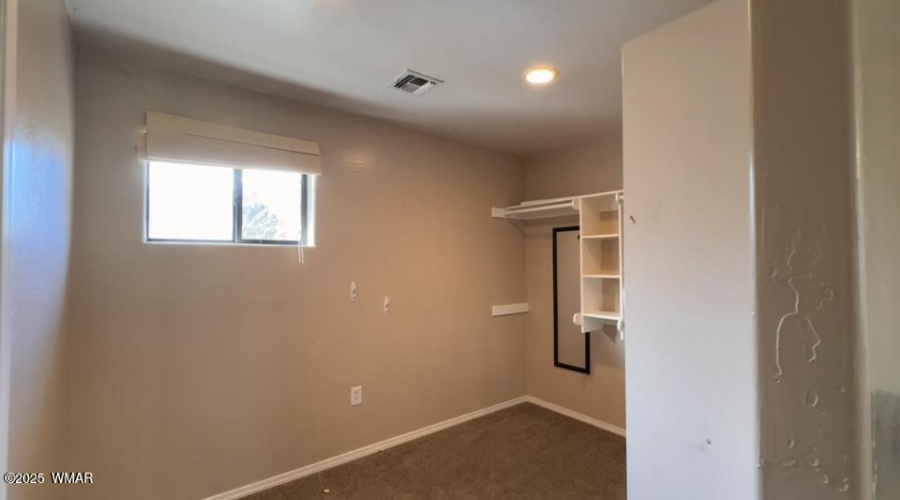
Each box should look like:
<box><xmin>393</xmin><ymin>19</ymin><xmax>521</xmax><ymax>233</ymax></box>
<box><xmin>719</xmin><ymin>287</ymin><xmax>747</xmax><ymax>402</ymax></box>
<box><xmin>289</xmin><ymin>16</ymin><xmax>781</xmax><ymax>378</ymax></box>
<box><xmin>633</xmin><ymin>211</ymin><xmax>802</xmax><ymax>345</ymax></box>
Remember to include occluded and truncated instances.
<box><xmin>350</xmin><ymin>386</ymin><xmax>362</xmax><ymax>406</ymax></box>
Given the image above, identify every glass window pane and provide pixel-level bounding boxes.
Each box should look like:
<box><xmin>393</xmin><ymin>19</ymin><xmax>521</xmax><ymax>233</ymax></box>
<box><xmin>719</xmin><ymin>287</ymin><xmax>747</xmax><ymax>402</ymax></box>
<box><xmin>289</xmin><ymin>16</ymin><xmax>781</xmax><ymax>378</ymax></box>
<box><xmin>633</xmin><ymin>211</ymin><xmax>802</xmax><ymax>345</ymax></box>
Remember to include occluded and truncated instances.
<box><xmin>241</xmin><ymin>170</ymin><xmax>303</xmax><ymax>242</ymax></box>
<box><xmin>148</xmin><ymin>161</ymin><xmax>234</xmax><ymax>241</ymax></box>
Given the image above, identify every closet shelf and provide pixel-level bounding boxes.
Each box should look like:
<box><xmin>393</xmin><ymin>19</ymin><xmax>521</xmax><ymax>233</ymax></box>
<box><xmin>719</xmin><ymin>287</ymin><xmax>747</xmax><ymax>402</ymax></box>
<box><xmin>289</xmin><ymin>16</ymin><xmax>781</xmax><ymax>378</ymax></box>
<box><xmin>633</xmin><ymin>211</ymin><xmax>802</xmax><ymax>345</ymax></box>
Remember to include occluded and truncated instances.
<box><xmin>581</xmin><ymin>234</ymin><xmax>619</xmax><ymax>240</ymax></box>
<box><xmin>491</xmin><ymin>199</ymin><xmax>578</xmax><ymax>220</ymax></box>
<box><xmin>583</xmin><ymin>274</ymin><xmax>620</xmax><ymax>279</ymax></box>
<box><xmin>583</xmin><ymin>311</ymin><xmax>621</xmax><ymax>321</ymax></box>
<box><xmin>491</xmin><ymin>190</ymin><xmax>623</xmax><ymax>221</ymax></box>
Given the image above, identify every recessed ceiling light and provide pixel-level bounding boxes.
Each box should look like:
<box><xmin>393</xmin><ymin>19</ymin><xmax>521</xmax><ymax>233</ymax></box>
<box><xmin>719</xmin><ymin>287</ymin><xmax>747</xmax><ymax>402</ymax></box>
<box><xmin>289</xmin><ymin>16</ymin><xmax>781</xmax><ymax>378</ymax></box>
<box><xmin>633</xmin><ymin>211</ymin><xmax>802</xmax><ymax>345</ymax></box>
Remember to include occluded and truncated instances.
<box><xmin>525</xmin><ymin>67</ymin><xmax>557</xmax><ymax>85</ymax></box>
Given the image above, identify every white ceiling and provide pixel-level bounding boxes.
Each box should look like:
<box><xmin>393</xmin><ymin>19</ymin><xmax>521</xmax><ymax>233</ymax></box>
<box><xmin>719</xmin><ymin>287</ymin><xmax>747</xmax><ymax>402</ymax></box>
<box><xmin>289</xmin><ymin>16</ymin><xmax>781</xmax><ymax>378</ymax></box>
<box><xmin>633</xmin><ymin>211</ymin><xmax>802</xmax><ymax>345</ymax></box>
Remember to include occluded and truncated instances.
<box><xmin>66</xmin><ymin>0</ymin><xmax>712</xmax><ymax>156</ymax></box>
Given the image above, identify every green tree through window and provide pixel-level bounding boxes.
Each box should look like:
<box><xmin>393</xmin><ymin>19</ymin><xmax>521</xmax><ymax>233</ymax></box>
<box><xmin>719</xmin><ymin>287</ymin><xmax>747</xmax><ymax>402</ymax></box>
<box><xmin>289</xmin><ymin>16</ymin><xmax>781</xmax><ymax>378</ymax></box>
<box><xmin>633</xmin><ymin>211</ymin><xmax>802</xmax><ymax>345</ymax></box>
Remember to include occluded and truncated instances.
<box><xmin>242</xmin><ymin>202</ymin><xmax>282</xmax><ymax>240</ymax></box>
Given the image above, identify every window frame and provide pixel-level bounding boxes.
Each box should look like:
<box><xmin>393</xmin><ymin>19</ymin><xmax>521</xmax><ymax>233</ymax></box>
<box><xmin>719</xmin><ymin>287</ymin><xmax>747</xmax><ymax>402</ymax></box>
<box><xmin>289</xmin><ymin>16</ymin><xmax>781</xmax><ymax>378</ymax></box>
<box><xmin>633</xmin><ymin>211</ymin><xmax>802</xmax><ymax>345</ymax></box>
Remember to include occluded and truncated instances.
<box><xmin>144</xmin><ymin>162</ymin><xmax>311</xmax><ymax>247</ymax></box>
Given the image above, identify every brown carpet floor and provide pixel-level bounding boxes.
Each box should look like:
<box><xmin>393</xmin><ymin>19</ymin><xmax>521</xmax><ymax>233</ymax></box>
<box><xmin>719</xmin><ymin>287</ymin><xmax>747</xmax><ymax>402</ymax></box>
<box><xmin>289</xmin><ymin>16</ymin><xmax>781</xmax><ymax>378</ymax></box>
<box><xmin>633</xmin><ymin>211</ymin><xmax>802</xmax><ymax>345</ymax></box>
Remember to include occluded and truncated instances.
<box><xmin>244</xmin><ymin>403</ymin><xmax>626</xmax><ymax>500</ymax></box>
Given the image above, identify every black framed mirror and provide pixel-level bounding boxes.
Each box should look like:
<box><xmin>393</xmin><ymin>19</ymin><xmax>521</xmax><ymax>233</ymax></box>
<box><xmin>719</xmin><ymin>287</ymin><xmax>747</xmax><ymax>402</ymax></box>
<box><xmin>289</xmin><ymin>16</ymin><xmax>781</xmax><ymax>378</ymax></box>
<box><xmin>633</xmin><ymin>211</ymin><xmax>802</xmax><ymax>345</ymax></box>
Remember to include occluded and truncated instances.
<box><xmin>553</xmin><ymin>226</ymin><xmax>590</xmax><ymax>374</ymax></box>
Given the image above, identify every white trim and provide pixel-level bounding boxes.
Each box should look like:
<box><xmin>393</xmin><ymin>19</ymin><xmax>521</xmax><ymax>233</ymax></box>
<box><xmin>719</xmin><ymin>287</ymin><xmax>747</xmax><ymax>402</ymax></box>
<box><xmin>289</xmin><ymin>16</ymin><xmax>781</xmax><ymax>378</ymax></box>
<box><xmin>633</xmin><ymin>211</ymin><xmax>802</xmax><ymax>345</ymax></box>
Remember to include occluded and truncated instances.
<box><xmin>524</xmin><ymin>396</ymin><xmax>626</xmax><ymax>437</ymax></box>
<box><xmin>201</xmin><ymin>396</ymin><xmax>528</xmax><ymax>500</ymax></box>
<box><xmin>491</xmin><ymin>303</ymin><xmax>529</xmax><ymax>317</ymax></box>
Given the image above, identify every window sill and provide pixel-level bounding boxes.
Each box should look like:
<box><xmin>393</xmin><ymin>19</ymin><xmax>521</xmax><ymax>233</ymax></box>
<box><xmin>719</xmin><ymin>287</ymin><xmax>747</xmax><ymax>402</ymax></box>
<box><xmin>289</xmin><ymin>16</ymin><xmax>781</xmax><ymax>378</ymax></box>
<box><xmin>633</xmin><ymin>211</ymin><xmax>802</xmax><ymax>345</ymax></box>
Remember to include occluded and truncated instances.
<box><xmin>144</xmin><ymin>240</ymin><xmax>314</xmax><ymax>248</ymax></box>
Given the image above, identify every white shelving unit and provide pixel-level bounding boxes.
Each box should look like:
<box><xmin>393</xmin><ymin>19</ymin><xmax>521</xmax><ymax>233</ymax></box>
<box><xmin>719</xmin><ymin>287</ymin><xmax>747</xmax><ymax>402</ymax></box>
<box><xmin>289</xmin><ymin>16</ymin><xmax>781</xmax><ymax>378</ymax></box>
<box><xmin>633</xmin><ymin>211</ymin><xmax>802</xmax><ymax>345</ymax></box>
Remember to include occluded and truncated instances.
<box><xmin>576</xmin><ymin>191</ymin><xmax>624</xmax><ymax>333</ymax></box>
<box><xmin>493</xmin><ymin>190</ymin><xmax>625</xmax><ymax>335</ymax></box>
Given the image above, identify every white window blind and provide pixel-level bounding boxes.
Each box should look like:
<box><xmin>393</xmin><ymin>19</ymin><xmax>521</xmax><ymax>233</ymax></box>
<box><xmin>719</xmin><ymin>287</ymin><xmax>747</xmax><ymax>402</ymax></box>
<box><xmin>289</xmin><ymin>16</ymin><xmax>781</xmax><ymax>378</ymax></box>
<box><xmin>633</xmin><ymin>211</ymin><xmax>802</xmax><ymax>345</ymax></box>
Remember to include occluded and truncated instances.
<box><xmin>144</xmin><ymin>112</ymin><xmax>321</xmax><ymax>175</ymax></box>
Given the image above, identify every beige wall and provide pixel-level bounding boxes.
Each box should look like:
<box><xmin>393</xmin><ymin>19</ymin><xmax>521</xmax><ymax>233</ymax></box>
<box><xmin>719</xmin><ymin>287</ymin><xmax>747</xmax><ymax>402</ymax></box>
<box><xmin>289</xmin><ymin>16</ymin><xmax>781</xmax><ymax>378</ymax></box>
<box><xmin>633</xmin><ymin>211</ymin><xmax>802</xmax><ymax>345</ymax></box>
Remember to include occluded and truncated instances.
<box><xmin>2</xmin><ymin>1</ymin><xmax>74</xmax><ymax>500</ymax></box>
<box><xmin>752</xmin><ymin>0</ymin><xmax>858</xmax><ymax>498</ymax></box>
<box><xmin>524</xmin><ymin>136</ymin><xmax>623</xmax><ymax>200</ymax></box>
<box><xmin>523</xmin><ymin>136</ymin><xmax>625</xmax><ymax>430</ymax></box>
<box><xmin>622</xmin><ymin>0</ymin><xmax>758</xmax><ymax>497</ymax></box>
<box><xmin>69</xmin><ymin>46</ymin><xmax>526</xmax><ymax>500</ymax></box>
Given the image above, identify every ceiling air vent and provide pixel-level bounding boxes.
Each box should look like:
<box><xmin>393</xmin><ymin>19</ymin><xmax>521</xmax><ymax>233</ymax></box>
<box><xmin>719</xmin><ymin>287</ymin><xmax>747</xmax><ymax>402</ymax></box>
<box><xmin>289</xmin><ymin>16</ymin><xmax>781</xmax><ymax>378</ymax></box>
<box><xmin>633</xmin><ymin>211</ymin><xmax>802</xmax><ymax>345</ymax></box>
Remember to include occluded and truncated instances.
<box><xmin>391</xmin><ymin>70</ymin><xmax>443</xmax><ymax>96</ymax></box>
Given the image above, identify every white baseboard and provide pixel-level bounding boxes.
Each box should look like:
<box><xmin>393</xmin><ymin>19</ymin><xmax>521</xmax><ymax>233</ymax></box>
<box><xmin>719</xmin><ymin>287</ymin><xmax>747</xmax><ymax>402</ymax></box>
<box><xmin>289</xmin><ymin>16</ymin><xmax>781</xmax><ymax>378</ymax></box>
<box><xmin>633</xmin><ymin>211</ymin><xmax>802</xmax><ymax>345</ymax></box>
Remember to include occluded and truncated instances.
<box><xmin>202</xmin><ymin>394</ymin><xmax>624</xmax><ymax>500</ymax></box>
<box><xmin>202</xmin><ymin>395</ymin><xmax>529</xmax><ymax>500</ymax></box>
<box><xmin>524</xmin><ymin>395</ymin><xmax>627</xmax><ymax>437</ymax></box>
